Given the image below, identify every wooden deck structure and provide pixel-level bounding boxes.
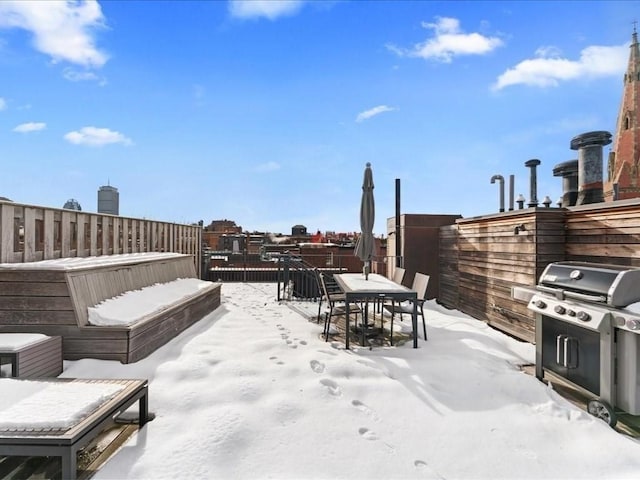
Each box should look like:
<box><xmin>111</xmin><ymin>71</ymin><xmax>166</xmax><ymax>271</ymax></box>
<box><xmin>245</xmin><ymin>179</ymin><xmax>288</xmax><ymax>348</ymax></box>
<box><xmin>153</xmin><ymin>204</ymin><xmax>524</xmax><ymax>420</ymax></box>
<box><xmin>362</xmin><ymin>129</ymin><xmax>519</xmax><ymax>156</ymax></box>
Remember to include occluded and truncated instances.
<box><xmin>0</xmin><ymin>335</ymin><xmax>63</xmax><ymax>378</ymax></box>
<box><xmin>437</xmin><ymin>197</ymin><xmax>640</xmax><ymax>343</ymax></box>
<box><xmin>0</xmin><ymin>253</ymin><xmax>221</xmax><ymax>363</ymax></box>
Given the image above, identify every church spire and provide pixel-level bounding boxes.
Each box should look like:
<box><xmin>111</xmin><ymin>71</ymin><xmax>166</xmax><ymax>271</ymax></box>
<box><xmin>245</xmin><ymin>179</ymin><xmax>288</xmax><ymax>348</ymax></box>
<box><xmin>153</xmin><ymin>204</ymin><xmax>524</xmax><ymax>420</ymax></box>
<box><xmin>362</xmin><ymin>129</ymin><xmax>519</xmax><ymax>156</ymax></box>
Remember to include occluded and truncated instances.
<box><xmin>604</xmin><ymin>27</ymin><xmax>640</xmax><ymax>201</ymax></box>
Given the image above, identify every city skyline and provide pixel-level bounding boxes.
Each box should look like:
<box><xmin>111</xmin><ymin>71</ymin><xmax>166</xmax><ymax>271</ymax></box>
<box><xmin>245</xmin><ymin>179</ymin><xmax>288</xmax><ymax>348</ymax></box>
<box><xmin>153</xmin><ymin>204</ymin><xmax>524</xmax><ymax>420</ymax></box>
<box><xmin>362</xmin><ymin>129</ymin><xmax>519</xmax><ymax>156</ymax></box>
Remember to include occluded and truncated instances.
<box><xmin>0</xmin><ymin>0</ymin><xmax>638</xmax><ymax>234</ymax></box>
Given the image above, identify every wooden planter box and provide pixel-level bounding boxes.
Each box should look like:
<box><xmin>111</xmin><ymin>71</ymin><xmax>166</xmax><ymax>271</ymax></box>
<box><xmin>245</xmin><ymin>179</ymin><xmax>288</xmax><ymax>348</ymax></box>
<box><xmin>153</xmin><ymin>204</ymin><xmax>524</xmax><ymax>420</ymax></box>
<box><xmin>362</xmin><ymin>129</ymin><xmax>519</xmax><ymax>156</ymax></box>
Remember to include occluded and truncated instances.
<box><xmin>0</xmin><ymin>335</ymin><xmax>62</xmax><ymax>378</ymax></box>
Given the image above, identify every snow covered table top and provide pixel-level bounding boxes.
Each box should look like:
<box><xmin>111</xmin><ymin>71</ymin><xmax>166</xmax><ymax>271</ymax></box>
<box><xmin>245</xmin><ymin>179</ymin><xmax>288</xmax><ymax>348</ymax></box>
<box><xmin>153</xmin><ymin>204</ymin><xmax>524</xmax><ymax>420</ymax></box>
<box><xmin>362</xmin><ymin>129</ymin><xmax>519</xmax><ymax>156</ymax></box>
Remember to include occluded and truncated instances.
<box><xmin>0</xmin><ymin>333</ymin><xmax>50</xmax><ymax>352</ymax></box>
<box><xmin>0</xmin><ymin>378</ymin><xmax>125</xmax><ymax>430</ymax></box>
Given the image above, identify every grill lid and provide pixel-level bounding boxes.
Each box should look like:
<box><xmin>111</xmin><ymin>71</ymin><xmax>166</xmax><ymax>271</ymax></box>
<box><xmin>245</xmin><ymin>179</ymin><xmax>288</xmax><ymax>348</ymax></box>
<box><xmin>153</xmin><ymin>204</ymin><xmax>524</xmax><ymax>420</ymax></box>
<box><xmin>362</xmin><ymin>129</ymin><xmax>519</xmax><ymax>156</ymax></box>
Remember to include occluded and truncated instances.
<box><xmin>539</xmin><ymin>261</ymin><xmax>640</xmax><ymax>308</ymax></box>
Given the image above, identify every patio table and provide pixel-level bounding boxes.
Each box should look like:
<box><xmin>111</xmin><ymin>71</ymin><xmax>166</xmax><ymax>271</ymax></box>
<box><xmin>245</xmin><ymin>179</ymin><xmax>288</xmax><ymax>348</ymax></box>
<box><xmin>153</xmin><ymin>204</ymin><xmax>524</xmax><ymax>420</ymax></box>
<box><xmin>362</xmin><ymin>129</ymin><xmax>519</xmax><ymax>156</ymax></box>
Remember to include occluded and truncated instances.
<box><xmin>333</xmin><ymin>273</ymin><xmax>418</xmax><ymax>349</ymax></box>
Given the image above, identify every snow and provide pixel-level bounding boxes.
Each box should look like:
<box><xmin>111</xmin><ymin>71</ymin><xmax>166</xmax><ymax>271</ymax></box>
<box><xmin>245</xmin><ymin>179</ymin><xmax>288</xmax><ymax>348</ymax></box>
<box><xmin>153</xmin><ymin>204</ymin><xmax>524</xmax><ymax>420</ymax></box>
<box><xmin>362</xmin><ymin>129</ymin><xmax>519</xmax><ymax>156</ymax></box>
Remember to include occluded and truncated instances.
<box><xmin>4</xmin><ymin>281</ymin><xmax>640</xmax><ymax>478</ymax></box>
<box><xmin>0</xmin><ymin>379</ymin><xmax>124</xmax><ymax>430</ymax></box>
<box><xmin>0</xmin><ymin>333</ymin><xmax>49</xmax><ymax>351</ymax></box>
<box><xmin>0</xmin><ymin>252</ymin><xmax>184</xmax><ymax>271</ymax></box>
<box><xmin>88</xmin><ymin>278</ymin><xmax>215</xmax><ymax>326</ymax></box>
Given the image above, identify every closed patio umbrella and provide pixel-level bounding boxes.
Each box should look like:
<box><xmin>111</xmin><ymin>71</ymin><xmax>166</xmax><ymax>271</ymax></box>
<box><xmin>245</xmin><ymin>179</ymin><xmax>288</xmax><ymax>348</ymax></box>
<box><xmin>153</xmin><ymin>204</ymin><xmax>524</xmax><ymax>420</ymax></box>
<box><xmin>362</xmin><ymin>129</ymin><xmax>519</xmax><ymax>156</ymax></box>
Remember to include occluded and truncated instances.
<box><xmin>355</xmin><ymin>162</ymin><xmax>375</xmax><ymax>280</ymax></box>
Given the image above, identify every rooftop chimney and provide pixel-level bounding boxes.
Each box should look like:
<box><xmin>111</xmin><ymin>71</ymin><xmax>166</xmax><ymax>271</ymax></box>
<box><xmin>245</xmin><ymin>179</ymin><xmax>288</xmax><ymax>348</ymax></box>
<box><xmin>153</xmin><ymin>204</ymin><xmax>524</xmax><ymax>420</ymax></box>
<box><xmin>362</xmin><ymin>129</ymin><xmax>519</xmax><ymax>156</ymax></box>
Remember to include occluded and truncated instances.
<box><xmin>570</xmin><ymin>131</ymin><xmax>612</xmax><ymax>205</ymax></box>
<box><xmin>552</xmin><ymin>159</ymin><xmax>579</xmax><ymax>207</ymax></box>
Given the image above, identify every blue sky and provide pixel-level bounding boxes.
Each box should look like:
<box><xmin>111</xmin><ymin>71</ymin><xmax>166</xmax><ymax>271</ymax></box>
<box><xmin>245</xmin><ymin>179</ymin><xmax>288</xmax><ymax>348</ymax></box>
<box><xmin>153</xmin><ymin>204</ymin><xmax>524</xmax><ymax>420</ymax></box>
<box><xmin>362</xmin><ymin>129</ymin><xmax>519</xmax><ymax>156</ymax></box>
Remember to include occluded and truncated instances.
<box><xmin>0</xmin><ymin>0</ymin><xmax>637</xmax><ymax>234</ymax></box>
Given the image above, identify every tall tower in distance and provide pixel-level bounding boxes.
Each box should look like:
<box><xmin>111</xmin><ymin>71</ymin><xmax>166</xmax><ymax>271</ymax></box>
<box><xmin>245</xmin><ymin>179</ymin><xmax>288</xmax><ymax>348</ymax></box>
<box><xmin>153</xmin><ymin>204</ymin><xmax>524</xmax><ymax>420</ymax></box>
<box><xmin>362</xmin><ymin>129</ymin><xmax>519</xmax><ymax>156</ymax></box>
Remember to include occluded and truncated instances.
<box><xmin>97</xmin><ymin>184</ymin><xmax>119</xmax><ymax>215</ymax></box>
<box><xmin>605</xmin><ymin>26</ymin><xmax>640</xmax><ymax>201</ymax></box>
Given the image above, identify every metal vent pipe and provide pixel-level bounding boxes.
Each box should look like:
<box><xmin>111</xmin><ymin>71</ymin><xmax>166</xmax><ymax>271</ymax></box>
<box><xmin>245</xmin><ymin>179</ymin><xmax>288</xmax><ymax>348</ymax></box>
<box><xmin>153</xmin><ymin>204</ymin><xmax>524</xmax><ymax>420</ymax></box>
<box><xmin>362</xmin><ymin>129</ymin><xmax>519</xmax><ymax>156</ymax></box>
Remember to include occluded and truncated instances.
<box><xmin>490</xmin><ymin>175</ymin><xmax>505</xmax><ymax>212</ymax></box>
<box><xmin>525</xmin><ymin>159</ymin><xmax>541</xmax><ymax>207</ymax></box>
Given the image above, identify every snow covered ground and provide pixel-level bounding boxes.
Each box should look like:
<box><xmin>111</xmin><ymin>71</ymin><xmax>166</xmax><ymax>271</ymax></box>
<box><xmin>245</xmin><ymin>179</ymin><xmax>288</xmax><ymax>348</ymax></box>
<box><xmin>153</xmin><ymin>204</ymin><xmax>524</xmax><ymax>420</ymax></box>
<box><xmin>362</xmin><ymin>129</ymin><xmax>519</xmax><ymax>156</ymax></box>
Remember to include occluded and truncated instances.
<box><xmin>4</xmin><ymin>281</ymin><xmax>640</xmax><ymax>479</ymax></box>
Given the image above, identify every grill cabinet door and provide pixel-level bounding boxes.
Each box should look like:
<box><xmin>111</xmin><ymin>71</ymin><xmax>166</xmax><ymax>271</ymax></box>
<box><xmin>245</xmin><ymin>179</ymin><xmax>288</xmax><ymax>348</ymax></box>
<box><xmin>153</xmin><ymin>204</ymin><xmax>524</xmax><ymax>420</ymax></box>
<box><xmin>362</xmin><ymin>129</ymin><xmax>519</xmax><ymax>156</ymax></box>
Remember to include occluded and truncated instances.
<box><xmin>541</xmin><ymin>316</ymin><xmax>600</xmax><ymax>395</ymax></box>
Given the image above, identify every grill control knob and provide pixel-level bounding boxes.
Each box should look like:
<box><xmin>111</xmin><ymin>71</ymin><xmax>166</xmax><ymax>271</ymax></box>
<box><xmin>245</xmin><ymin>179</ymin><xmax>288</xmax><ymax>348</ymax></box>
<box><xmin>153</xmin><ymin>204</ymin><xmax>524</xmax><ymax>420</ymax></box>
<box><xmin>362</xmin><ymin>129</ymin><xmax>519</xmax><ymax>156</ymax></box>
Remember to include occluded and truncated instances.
<box><xmin>614</xmin><ymin>316</ymin><xmax>626</xmax><ymax>327</ymax></box>
<box><xmin>554</xmin><ymin>305</ymin><xmax>566</xmax><ymax>315</ymax></box>
<box><xmin>534</xmin><ymin>300</ymin><xmax>547</xmax><ymax>309</ymax></box>
<box><xmin>567</xmin><ymin>310</ymin><xmax>576</xmax><ymax>317</ymax></box>
<box><xmin>627</xmin><ymin>319</ymin><xmax>640</xmax><ymax>331</ymax></box>
<box><xmin>577</xmin><ymin>311</ymin><xmax>591</xmax><ymax>322</ymax></box>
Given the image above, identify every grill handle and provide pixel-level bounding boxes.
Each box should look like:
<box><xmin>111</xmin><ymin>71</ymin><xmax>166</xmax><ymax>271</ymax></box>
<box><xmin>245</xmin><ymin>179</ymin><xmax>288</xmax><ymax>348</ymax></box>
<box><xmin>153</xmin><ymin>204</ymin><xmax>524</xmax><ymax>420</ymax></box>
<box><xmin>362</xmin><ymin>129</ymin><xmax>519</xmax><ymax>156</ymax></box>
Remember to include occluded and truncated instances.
<box><xmin>564</xmin><ymin>290</ymin><xmax>607</xmax><ymax>303</ymax></box>
<box><xmin>537</xmin><ymin>285</ymin><xmax>607</xmax><ymax>304</ymax></box>
<box><xmin>565</xmin><ymin>337</ymin><xmax>578</xmax><ymax>369</ymax></box>
<box><xmin>555</xmin><ymin>334</ymin><xmax>579</xmax><ymax>368</ymax></box>
<box><xmin>556</xmin><ymin>335</ymin><xmax>565</xmax><ymax>365</ymax></box>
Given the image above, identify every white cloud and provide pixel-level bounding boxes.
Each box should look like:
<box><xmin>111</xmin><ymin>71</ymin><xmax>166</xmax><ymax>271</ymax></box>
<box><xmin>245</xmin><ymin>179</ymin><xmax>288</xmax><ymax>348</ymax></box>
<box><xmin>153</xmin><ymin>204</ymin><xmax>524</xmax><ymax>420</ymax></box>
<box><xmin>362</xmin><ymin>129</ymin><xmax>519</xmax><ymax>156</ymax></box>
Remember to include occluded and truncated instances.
<box><xmin>228</xmin><ymin>0</ymin><xmax>303</xmax><ymax>20</ymax></box>
<box><xmin>13</xmin><ymin>122</ymin><xmax>46</xmax><ymax>133</ymax></box>
<box><xmin>356</xmin><ymin>105</ymin><xmax>395</xmax><ymax>123</ymax></box>
<box><xmin>493</xmin><ymin>43</ymin><xmax>628</xmax><ymax>90</ymax></box>
<box><xmin>64</xmin><ymin>126</ymin><xmax>132</xmax><ymax>147</ymax></box>
<box><xmin>0</xmin><ymin>0</ymin><xmax>108</xmax><ymax>68</ymax></box>
<box><xmin>388</xmin><ymin>16</ymin><xmax>503</xmax><ymax>63</ymax></box>
<box><xmin>255</xmin><ymin>161</ymin><xmax>281</xmax><ymax>172</ymax></box>
<box><xmin>0</xmin><ymin>97</ymin><xmax>6</xmax><ymax>111</ymax></box>
<box><xmin>63</xmin><ymin>68</ymin><xmax>106</xmax><ymax>85</ymax></box>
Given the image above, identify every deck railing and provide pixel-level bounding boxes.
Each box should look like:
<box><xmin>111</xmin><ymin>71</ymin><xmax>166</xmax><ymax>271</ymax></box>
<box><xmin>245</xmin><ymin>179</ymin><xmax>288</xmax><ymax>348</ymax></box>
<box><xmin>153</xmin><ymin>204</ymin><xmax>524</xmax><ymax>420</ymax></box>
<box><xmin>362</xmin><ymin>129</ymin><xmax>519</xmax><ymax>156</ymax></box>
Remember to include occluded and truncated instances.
<box><xmin>0</xmin><ymin>200</ymin><xmax>201</xmax><ymax>275</ymax></box>
<box><xmin>204</xmin><ymin>253</ymin><xmax>347</xmax><ymax>301</ymax></box>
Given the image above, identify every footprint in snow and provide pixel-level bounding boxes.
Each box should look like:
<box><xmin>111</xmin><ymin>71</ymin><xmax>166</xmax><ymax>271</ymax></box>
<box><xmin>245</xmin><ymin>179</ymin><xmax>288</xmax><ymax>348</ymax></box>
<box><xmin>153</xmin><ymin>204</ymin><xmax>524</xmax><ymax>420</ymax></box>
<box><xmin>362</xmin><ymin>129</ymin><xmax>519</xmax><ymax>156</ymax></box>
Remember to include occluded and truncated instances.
<box><xmin>319</xmin><ymin>378</ymin><xmax>342</xmax><ymax>396</ymax></box>
<box><xmin>310</xmin><ymin>360</ymin><xmax>325</xmax><ymax>374</ymax></box>
<box><xmin>351</xmin><ymin>399</ymin><xmax>379</xmax><ymax>421</ymax></box>
<box><xmin>269</xmin><ymin>356</ymin><xmax>285</xmax><ymax>365</ymax></box>
<box><xmin>358</xmin><ymin>427</ymin><xmax>378</xmax><ymax>440</ymax></box>
<box><xmin>414</xmin><ymin>460</ymin><xmax>446</xmax><ymax>479</ymax></box>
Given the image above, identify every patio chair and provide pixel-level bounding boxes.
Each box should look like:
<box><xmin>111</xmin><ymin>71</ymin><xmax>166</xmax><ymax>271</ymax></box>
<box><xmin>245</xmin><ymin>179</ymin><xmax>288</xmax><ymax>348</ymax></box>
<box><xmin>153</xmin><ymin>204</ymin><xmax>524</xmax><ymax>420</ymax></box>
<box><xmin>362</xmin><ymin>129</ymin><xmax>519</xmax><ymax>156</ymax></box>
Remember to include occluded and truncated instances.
<box><xmin>314</xmin><ymin>270</ymin><xmax>343</xmax><ymax>323</ymax></box>
<box><xmin>392</xmin><ymin>267</ymin><xmax>406</xmax><ymax>285</ymax></box>
<box><xmin>376</xmin><ymin>267</ymin><xmax>406</xmax><ymax>315</ymax></box>
<box><xmin>319</xmin><ymin>273</ymin><xmax>361</xmax><ymax>341</ymax></box>
<box><xmin>383</xmin><ymin>272</ymin><xmax>430</xmax><ymax>345</ymax></box>
<box><xmin>376</xmin><ymin>267</ymin><xmax>406</xmax><ymax>313</ymax></box>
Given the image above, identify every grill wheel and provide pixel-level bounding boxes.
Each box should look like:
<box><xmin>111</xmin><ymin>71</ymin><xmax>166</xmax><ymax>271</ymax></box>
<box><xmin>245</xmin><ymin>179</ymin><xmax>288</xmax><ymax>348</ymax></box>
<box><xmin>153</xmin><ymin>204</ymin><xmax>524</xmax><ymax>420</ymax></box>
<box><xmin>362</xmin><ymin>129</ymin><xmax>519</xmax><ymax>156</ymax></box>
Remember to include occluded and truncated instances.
<box><xmin>587</xmin><ymin>399</ymin><xmax>617</xmax><ymax>427</ymax></box>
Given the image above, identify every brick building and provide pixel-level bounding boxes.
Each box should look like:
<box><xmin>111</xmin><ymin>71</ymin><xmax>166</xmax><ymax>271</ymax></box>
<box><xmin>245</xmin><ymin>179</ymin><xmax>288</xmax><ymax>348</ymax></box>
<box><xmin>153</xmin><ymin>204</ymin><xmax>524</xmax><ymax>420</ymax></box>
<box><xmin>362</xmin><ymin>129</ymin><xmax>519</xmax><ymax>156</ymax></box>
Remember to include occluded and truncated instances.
<box><xmin>605</xmin><ymin>28</ymin><xmax>640</xmax><ymax>201</ymax></box>
<box><xmin>202</xmin><ymin>219</ymin><xmax>242</xmax><ymax>250</ymax></box>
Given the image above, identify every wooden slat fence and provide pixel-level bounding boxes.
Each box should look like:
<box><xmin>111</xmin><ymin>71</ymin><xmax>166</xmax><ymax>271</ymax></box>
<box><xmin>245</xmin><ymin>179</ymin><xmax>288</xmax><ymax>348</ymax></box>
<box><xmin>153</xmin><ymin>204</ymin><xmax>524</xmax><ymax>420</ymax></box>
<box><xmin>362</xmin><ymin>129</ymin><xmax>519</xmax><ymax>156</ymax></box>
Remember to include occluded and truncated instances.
<box><xmin>439</xmin><ymin>198</ymin><xmax>640</xmax><ymax>343</ymax></box>
<box><xmin>439</xmin><ymin>208</ymin><xmax>565</xmax><ymax>343</ymax></box>
<box><xmin>0</xmin><ymin>200</ymin><xmax>201</xmax><ymax>276</ymax></box>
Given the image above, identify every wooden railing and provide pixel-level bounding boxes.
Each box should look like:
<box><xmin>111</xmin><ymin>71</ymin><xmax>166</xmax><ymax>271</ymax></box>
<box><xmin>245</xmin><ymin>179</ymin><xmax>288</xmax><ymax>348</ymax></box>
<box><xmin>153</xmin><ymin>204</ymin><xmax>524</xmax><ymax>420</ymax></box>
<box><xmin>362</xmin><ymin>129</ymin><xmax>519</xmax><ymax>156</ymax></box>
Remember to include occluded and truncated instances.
<box><xmin>0</xmin><ymin>200</ymin><xmax>201</xmax><ymax>276</ymax></box>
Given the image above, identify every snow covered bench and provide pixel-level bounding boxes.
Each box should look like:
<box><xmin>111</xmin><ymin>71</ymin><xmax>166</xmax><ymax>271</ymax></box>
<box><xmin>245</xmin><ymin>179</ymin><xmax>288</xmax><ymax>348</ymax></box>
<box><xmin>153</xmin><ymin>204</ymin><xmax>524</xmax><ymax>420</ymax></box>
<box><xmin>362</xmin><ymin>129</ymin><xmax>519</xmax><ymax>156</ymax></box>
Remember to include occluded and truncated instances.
<box><xmin>0</xmin><ymin>253</ymin><xmax>221</xmax><ymax>363</ymax></box>
<box><xmin>0</xmin><ymin>334</ymin><xmax>62</xmax><ymax>378</ymax></box>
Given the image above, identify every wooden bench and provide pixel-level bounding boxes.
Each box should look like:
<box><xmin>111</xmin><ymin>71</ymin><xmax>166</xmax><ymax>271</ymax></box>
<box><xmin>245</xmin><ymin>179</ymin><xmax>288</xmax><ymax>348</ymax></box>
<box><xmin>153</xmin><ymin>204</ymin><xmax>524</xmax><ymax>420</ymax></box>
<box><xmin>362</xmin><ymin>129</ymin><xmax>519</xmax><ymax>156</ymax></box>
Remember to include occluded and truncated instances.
<box><xmin>0</xmin><ymin>334</ymin><xmax>62</xmax><ymax>378</ymax></box>
<box><xmin>0</xmin><ymin>378</ymin><xmax>149</xmax><ymax>480</ymax></box>
<box><xmin>0</xmin><ymin>253</ymin><xmax>221</xmax><ymax>363</ymax></box>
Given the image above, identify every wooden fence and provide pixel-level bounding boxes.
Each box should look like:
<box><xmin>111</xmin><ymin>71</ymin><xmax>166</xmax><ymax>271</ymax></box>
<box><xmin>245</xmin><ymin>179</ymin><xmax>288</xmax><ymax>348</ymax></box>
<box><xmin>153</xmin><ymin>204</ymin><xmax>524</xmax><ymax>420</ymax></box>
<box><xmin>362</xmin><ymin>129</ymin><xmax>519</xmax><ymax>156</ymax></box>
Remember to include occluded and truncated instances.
<box><xmin>438</xmin><ymin>198</ymin><xmax>640</xmax><ymax>343</ymax></box>
<box><xmin>0</xmin><ymin>200</ymin><xmax>201</xmax><ymax>276</ymax></box>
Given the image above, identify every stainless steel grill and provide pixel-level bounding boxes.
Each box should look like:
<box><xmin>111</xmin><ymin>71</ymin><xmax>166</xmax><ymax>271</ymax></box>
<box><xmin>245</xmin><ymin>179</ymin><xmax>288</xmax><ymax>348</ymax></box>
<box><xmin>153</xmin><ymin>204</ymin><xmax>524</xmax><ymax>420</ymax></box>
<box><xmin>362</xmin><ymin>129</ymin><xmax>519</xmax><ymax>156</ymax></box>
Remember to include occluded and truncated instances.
<box><xmin>512</xmin><ymin>261</ymin><xmax>640</xmax><ymax>427</ymax></box>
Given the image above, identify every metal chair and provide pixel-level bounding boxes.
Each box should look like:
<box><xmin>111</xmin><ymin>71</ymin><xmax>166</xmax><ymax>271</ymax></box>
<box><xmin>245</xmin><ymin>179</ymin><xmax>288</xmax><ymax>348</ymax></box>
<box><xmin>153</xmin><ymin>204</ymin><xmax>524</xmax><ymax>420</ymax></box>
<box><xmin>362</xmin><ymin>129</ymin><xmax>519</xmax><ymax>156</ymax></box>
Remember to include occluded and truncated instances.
<box><xmin>392</xmin><ymin>267</ymin><xmax>406</xmax><ymax>285</ymax></box>
<box><xmin>319</xmin><ymin>272</ymin><xmax>361</xmax><ymax>341</ymax></box>
<box><xmin>377</xmin><ymin>267</ymin><xmax>406</xmax><ymax>316</ymax></box>
<box><xmin>383</xmin><ymin>272</ymin><xmax>430</xmax><ymax>345</ymax></box>
<box><xmin>314</xmin><ymin>270</ymin><xmax>343</xmax><ymax>323</ymax></box>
